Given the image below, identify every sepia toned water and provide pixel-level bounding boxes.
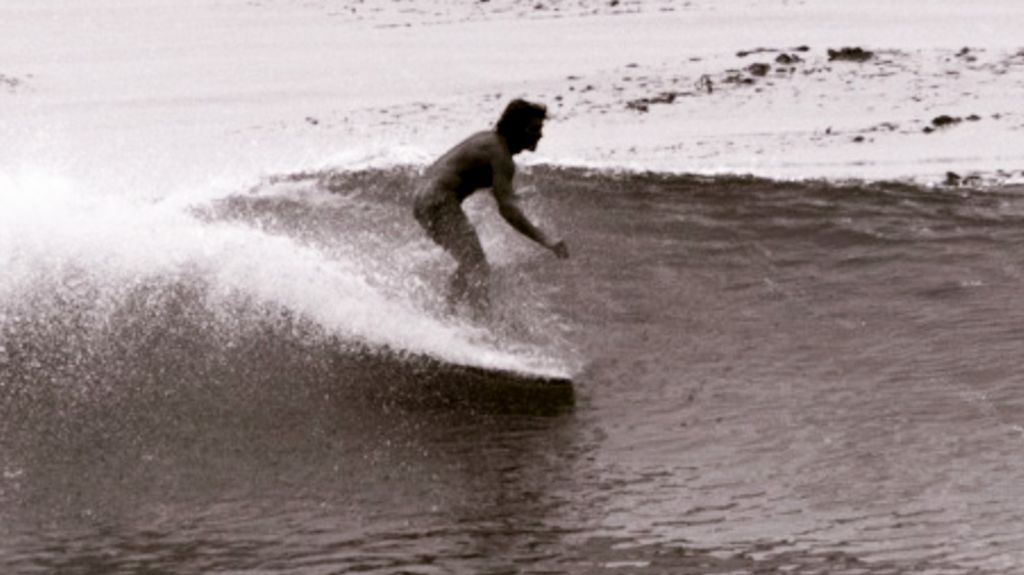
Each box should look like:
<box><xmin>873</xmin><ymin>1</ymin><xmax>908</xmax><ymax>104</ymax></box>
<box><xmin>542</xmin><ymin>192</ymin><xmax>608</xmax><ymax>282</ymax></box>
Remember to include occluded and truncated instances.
<box><xmin>2</xmin><ymin>166</ymin><xmax>1023</xmax><ymax>573</ymax></box>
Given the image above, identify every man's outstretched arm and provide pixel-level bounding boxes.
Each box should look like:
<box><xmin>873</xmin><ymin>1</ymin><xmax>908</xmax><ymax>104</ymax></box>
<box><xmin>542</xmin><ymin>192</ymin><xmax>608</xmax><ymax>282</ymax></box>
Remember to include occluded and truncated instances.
<box><xmin>492</xmin><ymin>168</ymin><xmax>569</xmax><ymax>259</ymax></box>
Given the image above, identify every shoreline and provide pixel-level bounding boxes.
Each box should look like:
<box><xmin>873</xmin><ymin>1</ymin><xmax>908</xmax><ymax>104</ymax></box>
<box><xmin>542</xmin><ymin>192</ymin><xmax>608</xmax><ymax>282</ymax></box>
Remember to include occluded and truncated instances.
<box><xmin>2</xmin><ymin>1</ymin><xmax>1023</xmax><ymax>191</ymax></box>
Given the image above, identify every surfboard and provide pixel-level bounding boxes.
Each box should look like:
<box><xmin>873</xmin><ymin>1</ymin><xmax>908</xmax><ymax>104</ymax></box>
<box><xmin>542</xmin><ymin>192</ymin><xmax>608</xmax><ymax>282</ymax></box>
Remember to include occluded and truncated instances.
<box><xmin>328</xmin><ymin>341</ymin><xmax>575</xmax><ymax>414</ymax></box>
<box><xmin>396</xmin><ymin>353</ymin><xmax>575</xmax><ymax>414</ymax></box>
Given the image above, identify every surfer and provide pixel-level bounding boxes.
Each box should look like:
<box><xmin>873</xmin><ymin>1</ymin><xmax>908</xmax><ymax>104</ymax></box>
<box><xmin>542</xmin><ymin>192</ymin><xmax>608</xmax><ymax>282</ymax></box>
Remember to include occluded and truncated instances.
<box><xmin>413</xmin><ymin>99</ymin><xmax>569</xmax><ymax>316</ymax></box>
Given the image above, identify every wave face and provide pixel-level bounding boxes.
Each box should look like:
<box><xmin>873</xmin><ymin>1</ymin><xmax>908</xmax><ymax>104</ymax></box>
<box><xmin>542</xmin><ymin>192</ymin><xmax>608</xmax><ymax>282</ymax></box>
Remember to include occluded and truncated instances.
<box><xmin>0</xmin><ymin>164</ymin><xmax>575</xmax><ymax>480</ymax></box>
<box><xmin>3</xmin><ymin>166</ymin><xmax>1024</xmax><ymax>573</ymax></box>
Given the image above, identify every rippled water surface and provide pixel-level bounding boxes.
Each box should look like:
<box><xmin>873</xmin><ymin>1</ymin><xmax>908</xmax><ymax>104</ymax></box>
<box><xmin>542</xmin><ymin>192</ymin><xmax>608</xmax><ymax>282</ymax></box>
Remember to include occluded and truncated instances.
<box><xmin>2</xmin><ymin>168</ymin><xmax>1024</xmax><ymax>573</ymax></box>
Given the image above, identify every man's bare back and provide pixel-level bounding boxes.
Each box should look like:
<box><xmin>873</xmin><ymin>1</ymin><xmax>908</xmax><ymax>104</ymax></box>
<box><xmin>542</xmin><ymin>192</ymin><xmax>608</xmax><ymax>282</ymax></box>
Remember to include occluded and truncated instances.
<box><xmin>418</xmin><ymin>131</ymin><xmax>509</xmax><ymax>205</ymax></box>
<box><xmin>413</xmin><ymin>100</ymin><xmax>568</xmax><ymax>316</ymax></box>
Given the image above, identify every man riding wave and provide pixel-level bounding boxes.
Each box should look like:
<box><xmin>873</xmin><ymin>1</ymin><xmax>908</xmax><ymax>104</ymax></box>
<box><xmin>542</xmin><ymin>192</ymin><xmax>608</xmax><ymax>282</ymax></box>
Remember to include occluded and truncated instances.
<box><xmin>413</xmin><ymin>99</ymin><xmax>569</xmax><ymax>316</ymax></box>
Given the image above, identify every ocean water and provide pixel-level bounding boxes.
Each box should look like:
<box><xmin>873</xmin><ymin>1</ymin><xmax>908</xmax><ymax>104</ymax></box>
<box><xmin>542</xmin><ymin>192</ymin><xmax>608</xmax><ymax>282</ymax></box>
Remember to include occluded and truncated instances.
<box><xmin>2</xmin><ymin>165</ymin><xmax>1024</xmax><ymax>574</ymax></box>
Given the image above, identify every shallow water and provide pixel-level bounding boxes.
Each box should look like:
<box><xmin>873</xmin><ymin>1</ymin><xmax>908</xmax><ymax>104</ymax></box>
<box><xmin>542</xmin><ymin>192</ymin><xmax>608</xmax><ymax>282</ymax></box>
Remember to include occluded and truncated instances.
<box><xmin>2</xmin><ymin>167</ymin><xmax>1023</xmax><ymax>573</ymax></box>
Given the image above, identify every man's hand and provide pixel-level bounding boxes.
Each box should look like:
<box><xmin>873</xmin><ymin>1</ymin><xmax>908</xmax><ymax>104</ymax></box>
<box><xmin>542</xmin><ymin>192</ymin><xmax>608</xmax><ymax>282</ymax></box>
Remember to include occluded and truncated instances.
<box><xmin>550</xmin><ymin>239</ymin><xmax>569</xmax><ymax>259</ymax></box>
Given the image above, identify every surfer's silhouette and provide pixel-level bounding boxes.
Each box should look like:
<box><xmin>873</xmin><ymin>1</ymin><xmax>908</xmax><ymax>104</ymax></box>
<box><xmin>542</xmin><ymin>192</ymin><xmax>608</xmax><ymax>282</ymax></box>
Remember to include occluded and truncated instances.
<box><xmin>413</xmin><ymin>99</ymin><xmax>568</xmax><ymax>317</ymax></box>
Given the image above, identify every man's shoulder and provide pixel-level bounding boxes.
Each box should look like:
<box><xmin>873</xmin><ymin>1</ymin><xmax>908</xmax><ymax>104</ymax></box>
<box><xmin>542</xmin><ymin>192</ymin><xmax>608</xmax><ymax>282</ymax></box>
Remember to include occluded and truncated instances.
<box><xmin>462</xmin><ymin>130</ymin><xmax>504</xmax><ymax>152</ymax></box>
<box><xmin>456</xmin><ymin>131</ymin><xmax>512</xmax><ymax>167</ymax></box>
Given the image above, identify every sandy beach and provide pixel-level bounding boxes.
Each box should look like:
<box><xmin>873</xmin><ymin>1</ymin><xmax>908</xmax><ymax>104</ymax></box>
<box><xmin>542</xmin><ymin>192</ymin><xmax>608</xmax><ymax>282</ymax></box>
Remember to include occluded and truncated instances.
<box><xmin>3</xmin><ymin>0</ymin><xmax>1024</xmax><ymax>189</ymax></box>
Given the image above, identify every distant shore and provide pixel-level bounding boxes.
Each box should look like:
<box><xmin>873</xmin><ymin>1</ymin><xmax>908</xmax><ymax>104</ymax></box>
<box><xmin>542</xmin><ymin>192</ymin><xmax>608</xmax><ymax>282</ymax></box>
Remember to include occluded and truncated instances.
<box><xmin>2</xmin><ymin>0</ymin><xmax>1023</xmax><ymax>189</ymax></box>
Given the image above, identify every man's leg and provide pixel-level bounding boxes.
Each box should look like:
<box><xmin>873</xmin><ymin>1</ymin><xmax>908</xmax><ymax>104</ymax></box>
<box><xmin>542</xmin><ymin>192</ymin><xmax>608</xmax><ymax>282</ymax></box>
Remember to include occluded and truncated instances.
<box><xmin>448</xmin><ymin>231</ymin><xmax>490</xmax><ymax>316</ymax></box>
<box><xmin>416</xmin><ymin>200</ymin><xmax>490</xmax><ymax>315</ymax></box>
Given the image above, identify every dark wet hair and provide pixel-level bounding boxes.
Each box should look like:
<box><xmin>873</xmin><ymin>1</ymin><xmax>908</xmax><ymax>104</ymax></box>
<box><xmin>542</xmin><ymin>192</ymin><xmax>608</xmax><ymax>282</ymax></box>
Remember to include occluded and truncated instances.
<box><xmin>496</xmin><ymin>99</ymin><xmax>547</xmax><ymax>140</ymax></box>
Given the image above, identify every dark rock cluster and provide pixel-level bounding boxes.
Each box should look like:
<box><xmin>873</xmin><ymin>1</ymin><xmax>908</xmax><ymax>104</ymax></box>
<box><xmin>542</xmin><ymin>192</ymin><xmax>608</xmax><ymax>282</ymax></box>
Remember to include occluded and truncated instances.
<box><xmin>827</xmin><ymin>47</ymin><xmax>874</xmax><ymax>62</ymax></box>
<box><xmin>923</xmin><ymin>114</ymin><xmax>981</xmax><ymax>133</ymax></box>
<box><xmin>626</xmin><ymin>91</ymin><xmax>680</xmax><ymax>113</ymax></box>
